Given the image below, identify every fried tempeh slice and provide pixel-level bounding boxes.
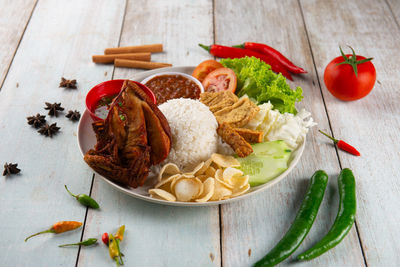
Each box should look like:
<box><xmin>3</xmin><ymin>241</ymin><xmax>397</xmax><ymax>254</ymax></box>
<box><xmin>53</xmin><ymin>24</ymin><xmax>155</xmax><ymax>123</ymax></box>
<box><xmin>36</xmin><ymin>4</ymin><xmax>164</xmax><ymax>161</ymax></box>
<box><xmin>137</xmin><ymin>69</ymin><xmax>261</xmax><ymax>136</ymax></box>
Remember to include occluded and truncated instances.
<box><xmin>214</xmin><ymin>96</ymin><xmax>259</xmax><ymax>128</ymax></box>
<box><xmin>200</xmin><ymin>91</ymin><xmax>238</xmax><ymax>112</ymax></box>
<box><xmin>217</xmin><ymin>123</ymin><xmax>253</xmax><ymax>158</ymax></box>
<box><xmin>234</xmin><ymin>128</ymin><xmax>263</xmax><ymax>143</ymax></box>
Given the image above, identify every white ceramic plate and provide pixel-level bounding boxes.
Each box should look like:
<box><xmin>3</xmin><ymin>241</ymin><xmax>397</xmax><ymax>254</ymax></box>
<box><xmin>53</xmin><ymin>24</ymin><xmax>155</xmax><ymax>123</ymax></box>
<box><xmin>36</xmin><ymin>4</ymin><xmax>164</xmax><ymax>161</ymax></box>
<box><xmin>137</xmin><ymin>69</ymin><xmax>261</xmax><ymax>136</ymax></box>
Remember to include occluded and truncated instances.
<box><xmin>77</xmin><ymin>66</ymin><xmax>305</xmax><ymax>206</ymax></box>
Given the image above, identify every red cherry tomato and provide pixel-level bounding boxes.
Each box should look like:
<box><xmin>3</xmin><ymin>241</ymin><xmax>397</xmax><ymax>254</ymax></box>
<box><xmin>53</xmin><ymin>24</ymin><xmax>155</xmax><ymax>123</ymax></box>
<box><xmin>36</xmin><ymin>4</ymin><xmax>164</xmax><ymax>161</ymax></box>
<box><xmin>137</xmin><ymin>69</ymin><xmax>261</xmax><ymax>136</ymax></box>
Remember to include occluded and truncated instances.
<box><xmin>202</xmin><ymin>68</ymin><xmax>237</xmax><ymax>93</ymax></box>
<box><xmin>192</xmin><ymin>60</ymin><xmax>224</xmax><ymax>82</ymax></box>
<box><xmin>102</xmin><ymin>232</ymin><xmax>109</xmax><ymax>245</ymax></box>
<box><xmin>324</xmin><ymin>52</ymin><xmax>376</xmax><ymax>101</ymax></box>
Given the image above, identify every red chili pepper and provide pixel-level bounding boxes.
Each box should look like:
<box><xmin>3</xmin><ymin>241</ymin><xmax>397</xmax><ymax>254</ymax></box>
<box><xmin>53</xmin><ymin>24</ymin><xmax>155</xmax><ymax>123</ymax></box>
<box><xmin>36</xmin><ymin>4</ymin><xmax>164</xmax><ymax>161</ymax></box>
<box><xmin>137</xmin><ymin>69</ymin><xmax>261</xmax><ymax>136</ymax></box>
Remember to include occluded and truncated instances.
<box><xmin>102</xmin><ymin>232</ymin><xmax>109</xmax><ymax>245</ymax></box>
<box><xmin>234</xmin><ymin>42</ymin><xmax>307</xmax><ymax>74</ymax></box>
<box><xmin>199</xmin><ymin>44</ymin><xmax>292</xmax><ymax>80</ymax></box>
<box><xmin>319</xmin><ymin>130</ymin><xmax>360</xmax><ymax>156</ymax></box>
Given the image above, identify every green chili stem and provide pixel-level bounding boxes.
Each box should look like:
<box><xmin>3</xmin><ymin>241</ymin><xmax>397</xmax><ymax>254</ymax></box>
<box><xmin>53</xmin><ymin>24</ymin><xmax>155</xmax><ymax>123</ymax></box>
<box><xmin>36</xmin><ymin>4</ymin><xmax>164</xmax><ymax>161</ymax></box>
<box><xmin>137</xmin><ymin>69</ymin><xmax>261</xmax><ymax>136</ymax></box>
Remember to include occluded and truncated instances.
<box><xmin>25</xmin><ymin>229</ymin><xmax>54</xmax><ymax>242</ymax></box>
<box><xmin>232</xmin><ymin>43</ymin><xmax>245</xmax><ymax>49</ymax></box>
<box><xmin>198</xmin><ymin>44</ymin><xmax>211</xmax><ymax>52</ymax></box>
<box><xmin>318</xmin><ymin>130</ymin><xmax>338</xmax><ymax>144</ymax></box>
<box><xmin>64</xmin><ymin>185</ymin><xmax>78</xmax><ymax>199</ymax></box>
<box><xmin>116</xmin><ymin>239</ymin><xmax>124</xmax><ymax>265</ymax></box>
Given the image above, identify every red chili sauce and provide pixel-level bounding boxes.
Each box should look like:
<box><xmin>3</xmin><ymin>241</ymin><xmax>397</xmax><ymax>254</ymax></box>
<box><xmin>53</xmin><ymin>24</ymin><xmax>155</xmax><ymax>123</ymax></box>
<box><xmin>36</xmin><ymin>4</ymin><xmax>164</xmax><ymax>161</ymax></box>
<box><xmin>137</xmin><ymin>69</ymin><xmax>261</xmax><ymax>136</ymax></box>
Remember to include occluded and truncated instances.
<box><xmin>144</xmin><ymin>74</ymin><xmax>200</xmax><ymax>104</ymax></box>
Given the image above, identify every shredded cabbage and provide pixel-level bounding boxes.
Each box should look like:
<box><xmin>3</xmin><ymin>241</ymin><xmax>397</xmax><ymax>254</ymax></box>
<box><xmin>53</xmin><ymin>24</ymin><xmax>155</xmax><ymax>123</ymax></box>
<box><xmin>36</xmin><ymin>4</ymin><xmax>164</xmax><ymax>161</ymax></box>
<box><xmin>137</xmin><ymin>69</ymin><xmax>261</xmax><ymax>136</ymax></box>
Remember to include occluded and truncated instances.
<box><xmin>221</xmin><ymin>57</ymin><xmax>303</xmax><ymax>114</ymax></box>
<box><xmin>245</xmin><ymin>102</ymin><xmax>317</xmax><ymax>149</ymax></box>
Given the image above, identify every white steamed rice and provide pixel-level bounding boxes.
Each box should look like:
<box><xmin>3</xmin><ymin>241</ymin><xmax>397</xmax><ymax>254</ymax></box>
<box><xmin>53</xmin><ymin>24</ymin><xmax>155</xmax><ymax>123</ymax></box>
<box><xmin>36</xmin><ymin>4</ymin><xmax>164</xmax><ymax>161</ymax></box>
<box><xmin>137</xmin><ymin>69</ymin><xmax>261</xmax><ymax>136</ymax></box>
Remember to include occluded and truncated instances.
<box><xmin>158</xmin><ymin>98</ymin><xmax>219</xmax><ymax>170</ymax></box>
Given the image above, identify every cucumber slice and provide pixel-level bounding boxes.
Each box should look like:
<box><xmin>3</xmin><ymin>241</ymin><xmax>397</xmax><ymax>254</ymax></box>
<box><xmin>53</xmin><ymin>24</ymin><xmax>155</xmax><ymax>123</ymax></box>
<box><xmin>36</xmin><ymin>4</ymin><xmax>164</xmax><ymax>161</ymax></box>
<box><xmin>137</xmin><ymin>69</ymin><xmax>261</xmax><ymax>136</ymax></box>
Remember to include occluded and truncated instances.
<box><xmin>237</xmin><ymin>141</ymin><xmax>292</xmax><ymax>186</ymax></box>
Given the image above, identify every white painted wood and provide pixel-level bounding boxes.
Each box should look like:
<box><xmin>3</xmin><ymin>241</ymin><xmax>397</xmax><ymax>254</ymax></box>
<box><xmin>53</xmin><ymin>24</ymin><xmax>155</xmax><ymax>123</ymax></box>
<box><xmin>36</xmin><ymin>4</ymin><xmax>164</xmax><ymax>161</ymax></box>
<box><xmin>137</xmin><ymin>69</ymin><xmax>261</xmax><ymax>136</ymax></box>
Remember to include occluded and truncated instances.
<box><xmin>215</xmin><ymin>0</ymin><xmax>365</xmax><ymax>266</ymax></box>
<box><xmin>77</xmin><ymin>0</ymin><xmax>220</xmax><ymax>266</ymax></box>
<box><xmin>0</xmin><ymin>0</ymin><xmax>37</xmax><ymax>87</ymax></box>
<box><xmin>300</xmin><ymin>0</ymin><xmax>400</xmax><ymax>265</ymax></box>
<box><xmin>0</xmin><ymin>0</ymin><xmax>398</xmax><ymax>266</ymax></box>
<box><xmin>387</xmin><ymin>0</ymin><xmax>400</xmax><ymax>22</ymax></box>
<box><xmin>0</xmin><ymin>0</ymin><xmax>125</xmax><ymax>265</ymax></box>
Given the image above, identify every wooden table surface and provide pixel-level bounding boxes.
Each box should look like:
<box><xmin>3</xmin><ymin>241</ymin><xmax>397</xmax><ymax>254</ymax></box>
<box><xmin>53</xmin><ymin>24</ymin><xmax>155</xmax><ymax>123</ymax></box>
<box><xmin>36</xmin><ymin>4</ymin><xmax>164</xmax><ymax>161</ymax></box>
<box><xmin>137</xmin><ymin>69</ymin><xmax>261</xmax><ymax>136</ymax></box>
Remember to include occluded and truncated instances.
<box><xmin>1</xmin><ymin>0</ymin><xmax>399</xmax><ymax>266</ymax></box>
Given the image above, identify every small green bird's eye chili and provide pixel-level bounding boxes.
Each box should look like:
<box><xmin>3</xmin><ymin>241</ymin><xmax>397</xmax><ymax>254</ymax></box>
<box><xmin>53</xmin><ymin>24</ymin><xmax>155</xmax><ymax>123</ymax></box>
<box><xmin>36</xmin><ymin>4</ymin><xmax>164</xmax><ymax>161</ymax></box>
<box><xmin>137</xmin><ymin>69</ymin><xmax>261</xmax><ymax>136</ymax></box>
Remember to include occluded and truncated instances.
<box><xmin>59</xmin><ymin>238</ymin><xmax>98</xmax><ymax>247</ymax></box>
<box><xmin>297</xmin><ymin>168</ymin><xmax>356</xmax><ymax>261</ymax></box>
<box><xmin>64</xmin><ymin>185</ymin><xmax>100</xmax><ymax>209</ymax></box>
<box><xmin>254</xmin><ymin>170</ymin><xmax>328</xmax><ymax>267</ymax></box>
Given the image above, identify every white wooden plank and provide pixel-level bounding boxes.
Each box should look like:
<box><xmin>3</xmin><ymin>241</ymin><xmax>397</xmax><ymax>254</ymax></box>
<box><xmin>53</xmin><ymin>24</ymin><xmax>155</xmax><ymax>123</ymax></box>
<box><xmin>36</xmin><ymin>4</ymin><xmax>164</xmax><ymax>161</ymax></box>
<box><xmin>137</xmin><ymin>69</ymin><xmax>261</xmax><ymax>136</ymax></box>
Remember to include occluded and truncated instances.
<box><xmin>0</xmin><ymin>0</ymin><xmax>37</xmax><ymax>88</ymax></box>
<box><xmin>387</xmin><ymin>0</ymin><xmax>400</xmax><ymax>24</ymax></box>
<box><xmin>0</xmin><ymin>0</ymin><xmax>125</xmax><ymax>265</ymax></box>
<box><xmin>77</xmin><ymin>0</ymin><xmax>220</xmax><ymax>266</ymax></box>
<box><xmin>300</xmin><ymin>0</ymin><xmax>400</xmax><ymax>265</ymax></box>
<box><xmin>215</xmin><ymin>0</ymin><xmax>365</xmax><ymax>266</ymax></box>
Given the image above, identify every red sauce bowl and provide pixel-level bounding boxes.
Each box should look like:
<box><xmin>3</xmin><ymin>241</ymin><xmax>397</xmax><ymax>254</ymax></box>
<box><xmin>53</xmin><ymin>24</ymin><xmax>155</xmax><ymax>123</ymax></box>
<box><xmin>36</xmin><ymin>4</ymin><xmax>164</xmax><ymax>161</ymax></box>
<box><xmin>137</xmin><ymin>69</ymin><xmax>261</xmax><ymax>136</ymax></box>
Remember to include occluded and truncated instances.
<box><xmin>86</xmin><ymin>79</ymin><xmax>156</xmax><ymax>121</ymax></box>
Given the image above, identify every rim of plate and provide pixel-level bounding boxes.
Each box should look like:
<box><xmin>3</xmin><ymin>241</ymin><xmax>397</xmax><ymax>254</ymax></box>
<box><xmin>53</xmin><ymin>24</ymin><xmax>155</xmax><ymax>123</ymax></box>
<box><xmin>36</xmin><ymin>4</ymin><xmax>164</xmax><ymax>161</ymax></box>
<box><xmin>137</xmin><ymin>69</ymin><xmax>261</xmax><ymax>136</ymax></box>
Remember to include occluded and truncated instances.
<box><xmin>77</xmin><ymin>66</ymin><xmax>306</xmax><ymax>207</ymax></box>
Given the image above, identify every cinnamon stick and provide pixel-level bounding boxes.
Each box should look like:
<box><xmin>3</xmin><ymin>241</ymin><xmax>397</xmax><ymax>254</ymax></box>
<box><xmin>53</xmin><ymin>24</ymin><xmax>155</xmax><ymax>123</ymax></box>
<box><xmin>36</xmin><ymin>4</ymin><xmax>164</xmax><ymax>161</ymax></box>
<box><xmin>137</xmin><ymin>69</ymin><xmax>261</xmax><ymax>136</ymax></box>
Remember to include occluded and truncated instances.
<box><xmin>92</xmin><ymin>53</ymin><xmax>151</xmax><ymax>64</ymax></box>
<box><xmin>114</xmin><ymin>59</ymin><xmax>172</xmax><ymax>69</ymax></box>
<box><xmin>105</xmin><ymin>44</ymin><xmax>163</xmax><ymax>55</ymax></box>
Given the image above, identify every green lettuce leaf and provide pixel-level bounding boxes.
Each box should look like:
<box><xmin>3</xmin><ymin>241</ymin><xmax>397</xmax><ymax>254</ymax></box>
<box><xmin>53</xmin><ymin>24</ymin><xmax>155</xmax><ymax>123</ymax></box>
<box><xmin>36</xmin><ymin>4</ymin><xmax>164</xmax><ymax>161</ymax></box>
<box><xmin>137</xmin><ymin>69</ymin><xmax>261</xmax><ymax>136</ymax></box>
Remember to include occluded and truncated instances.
<box><xmin>221</xmin><ymin>57</ymin><xmax>303</xmax><ymax>114</ymax></box>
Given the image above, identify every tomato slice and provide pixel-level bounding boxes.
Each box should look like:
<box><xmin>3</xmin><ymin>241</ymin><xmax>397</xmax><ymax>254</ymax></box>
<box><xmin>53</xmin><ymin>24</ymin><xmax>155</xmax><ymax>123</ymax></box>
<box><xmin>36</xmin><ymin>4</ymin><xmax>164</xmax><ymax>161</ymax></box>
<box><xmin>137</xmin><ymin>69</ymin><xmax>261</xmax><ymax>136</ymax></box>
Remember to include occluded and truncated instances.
<box><xmin>202</xmin><ymin>68</ymin><xmax>237</xmax><ymax>93</ymax></box>
<box><xmin>192</xmin><ymin>60</ymin><xmax>223</xmax><ymax>82</ymax></box>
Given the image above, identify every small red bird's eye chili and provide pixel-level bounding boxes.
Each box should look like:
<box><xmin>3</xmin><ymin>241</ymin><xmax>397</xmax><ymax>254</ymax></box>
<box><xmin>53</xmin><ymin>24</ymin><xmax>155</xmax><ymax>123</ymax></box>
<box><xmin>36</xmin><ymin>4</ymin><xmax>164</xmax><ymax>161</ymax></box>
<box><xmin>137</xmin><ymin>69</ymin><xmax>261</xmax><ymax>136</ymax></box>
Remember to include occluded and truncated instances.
<box><xmin>25</xmin><ymin>221</ymin><xmax>82</xmax><ymax>242</ymax></box>
<box><xmin>319</xmin><ymin>130</ymin><xmax>360</xmax><ymax>156</ymax></box>
<box><xmin>233</xmin><ymin>42</ymin><xmax>307</xmax><ymax>74</ymax></box>
<box><xmin>102</xmin><ymin>232</ymin><xmax>109</xmax><ymax>245</ymax></box>
<box><xmin>199</xmin><ymin>44</ymin><xmax>292</xmax><ymax>80</ymax></box>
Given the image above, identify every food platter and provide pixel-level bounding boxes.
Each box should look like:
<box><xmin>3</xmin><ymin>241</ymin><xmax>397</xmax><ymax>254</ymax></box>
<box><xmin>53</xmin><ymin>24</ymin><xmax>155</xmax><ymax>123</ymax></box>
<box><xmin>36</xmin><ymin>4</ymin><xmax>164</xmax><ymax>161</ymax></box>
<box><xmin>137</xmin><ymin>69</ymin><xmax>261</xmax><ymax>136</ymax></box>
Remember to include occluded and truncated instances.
<box><xmin>77</xmin><ymin>66</ymin><xmax>305</xmax><ymax>206</ymax></box>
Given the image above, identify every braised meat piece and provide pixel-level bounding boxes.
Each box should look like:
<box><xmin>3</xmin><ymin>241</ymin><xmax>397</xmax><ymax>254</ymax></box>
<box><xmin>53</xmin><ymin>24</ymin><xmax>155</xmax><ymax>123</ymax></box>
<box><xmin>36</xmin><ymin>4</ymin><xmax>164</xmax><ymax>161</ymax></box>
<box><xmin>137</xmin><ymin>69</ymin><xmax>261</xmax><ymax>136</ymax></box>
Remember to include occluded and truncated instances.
<box><xmin>84</xmin><ymin>80</ymin><xmax>171</xmax><ymax>188</ymax></box>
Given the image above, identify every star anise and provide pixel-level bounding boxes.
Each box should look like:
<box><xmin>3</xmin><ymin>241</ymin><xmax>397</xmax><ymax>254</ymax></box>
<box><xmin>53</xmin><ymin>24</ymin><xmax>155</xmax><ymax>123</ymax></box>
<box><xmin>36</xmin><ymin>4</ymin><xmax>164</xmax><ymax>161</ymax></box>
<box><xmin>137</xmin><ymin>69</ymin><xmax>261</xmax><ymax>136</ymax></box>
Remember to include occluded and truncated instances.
<box><xmin>38</xmin><ymin>123</ymin><xmax>60</xmax><ymax>137</ymax></box>
<box><xmin>3</xmin><ymin>163</ymin><xmax>21</xmax><ymax>176</ymax></box>
<box><xmin>27</xmin><ymin>113</ymin><xmax>46</xmax><ymax>128</ymax></box>
<box><xmin>59</xmin><ymin>77</ymin><xmax>77</xmax><ymax>89</ymax></box>
<box><xmin>66</xmin><ymin>110</ymin><xmax>81</xmax><ymax>121</ymax></box>
<box><xmin>44</xmin><ymin>102</ymin><xmax>64</xmax><ymax>117</ymax></box>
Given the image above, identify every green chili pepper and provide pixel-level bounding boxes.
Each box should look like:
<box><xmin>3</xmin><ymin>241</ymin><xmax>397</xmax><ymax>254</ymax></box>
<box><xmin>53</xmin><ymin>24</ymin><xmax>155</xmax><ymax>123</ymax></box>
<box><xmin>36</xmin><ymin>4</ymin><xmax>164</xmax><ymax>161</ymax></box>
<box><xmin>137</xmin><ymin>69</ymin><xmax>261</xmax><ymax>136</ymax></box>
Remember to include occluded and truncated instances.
<box><xmin>254</xmin><ymin>170</ymin><xmax>328</xmax><ymax>267</ymax></box>
<box><xmin>64</xmin><ymin>185</ymin><xmax>99</xmax><ymax>209</ymax></box>
<box><xmin>297</xmin><ymin>168</ymin><xmax>356</xmax><ymax>261</ymax></box>
<box><xmin>59</xmin><ymin>238</ymin><xmax>98</xmax><ymax>247</ymax></box>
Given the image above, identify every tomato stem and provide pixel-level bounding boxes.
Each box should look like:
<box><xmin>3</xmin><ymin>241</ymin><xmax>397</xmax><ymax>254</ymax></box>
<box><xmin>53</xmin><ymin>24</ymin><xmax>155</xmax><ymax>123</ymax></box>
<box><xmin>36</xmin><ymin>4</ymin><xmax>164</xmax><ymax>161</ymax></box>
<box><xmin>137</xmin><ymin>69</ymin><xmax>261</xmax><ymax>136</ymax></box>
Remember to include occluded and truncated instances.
<box><xmin>336</xmin><ymin>46</ymin><xmax>373</xmax><ymax>77</ymax></box>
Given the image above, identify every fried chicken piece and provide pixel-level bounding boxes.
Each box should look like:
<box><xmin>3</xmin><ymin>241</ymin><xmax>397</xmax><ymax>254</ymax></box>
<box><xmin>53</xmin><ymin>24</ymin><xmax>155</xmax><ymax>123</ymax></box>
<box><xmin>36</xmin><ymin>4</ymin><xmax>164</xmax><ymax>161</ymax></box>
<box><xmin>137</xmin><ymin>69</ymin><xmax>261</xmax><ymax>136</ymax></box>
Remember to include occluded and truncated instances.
<box><xmin>84</xmin><ymin>80</ymin><xmax>171</xmax><ymax>188</ymax></box>
<box><xmin>234</xmin><ymin>128</ymin><xmax>263</xmax><ymax>143</ymax></box>
<box><xmin>217</xmin><ymin>123</ymin><xmax>253</xmax><ymax>158</ymax></box>
<box><xmin>142</xmin><ymin>101</ymin><xmax>171</xmax><ymax>164</ymax></box>
<box><xmin>123</xmin><ymin>80</ymin><xmax>171</xmax><ymax>164</ymax></box>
